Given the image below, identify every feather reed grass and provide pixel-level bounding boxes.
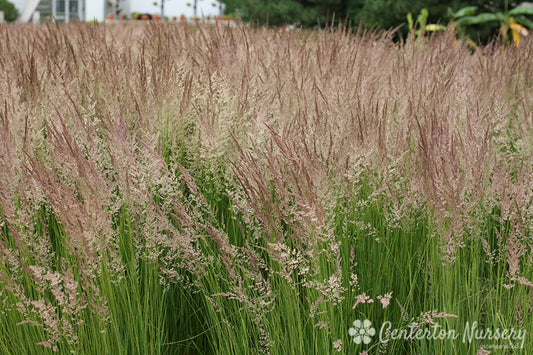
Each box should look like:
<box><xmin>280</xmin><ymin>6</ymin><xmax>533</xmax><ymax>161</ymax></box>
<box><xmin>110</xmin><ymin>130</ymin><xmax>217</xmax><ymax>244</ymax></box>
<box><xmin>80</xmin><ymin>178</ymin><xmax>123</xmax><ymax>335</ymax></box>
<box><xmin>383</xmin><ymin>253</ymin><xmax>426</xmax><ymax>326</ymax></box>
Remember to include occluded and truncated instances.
<box><xmin>0</xmin><ymin>22</ymin><xmax>532</xmax><ymax>354</ymax></box>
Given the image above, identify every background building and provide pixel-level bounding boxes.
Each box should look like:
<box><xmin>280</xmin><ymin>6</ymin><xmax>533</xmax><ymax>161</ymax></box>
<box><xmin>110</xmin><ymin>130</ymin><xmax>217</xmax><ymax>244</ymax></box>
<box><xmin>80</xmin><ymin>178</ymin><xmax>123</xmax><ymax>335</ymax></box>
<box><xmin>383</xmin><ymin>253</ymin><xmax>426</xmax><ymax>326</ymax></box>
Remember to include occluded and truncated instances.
<box><xmin>11</xmin><ymin>0</ymin><xmax>222</xmax><ymax>23</ymax></box>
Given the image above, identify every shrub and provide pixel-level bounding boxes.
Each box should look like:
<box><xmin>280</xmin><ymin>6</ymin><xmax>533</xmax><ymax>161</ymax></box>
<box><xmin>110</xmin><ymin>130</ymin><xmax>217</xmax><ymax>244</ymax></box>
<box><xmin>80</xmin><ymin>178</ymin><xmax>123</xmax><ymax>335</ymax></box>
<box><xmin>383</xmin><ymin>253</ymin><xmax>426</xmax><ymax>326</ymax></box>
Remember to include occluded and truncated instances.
<box><xmin>0</xmin><ymin>0</ymin><xmax>18</xmax><ymax>22</ymax></box>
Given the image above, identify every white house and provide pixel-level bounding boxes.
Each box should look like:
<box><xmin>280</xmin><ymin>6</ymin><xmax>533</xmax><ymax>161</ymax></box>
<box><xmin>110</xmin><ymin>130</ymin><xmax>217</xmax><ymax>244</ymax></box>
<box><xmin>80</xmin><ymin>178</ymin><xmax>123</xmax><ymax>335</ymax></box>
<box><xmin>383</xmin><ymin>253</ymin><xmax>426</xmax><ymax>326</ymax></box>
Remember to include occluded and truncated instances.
<box><xmin>11</xmin><ymin>0</ymin><xmax>223</xmax><ymax>23</ymax></box>
<box><xmin>10</xmin><ymin>0</ymin><xmax>96</xmax><ymax>23</ymax></box>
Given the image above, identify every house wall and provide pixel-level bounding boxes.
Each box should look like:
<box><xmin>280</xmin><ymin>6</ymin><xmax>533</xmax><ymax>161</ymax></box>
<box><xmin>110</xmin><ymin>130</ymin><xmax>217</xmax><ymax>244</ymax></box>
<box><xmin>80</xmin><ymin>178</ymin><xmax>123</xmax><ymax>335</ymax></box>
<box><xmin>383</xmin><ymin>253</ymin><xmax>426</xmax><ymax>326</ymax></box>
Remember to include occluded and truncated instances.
<box><xmin>10</xmin><ymin>0</ymin><xmax>223</xmax><ymax>22</ymax></box>
<box><xmin>129</xmin><ymin>0</ymin><xmax>222</xmax><ymax>18</ymax></box>
<box><xmin>10</xmin><ymin>0</ymin><xmax>26</xmax><ymax>15</ymax></box>
<box><xmin>85</xmin><ymin>1</ymin><xmax>104</xmax><ymax>21</ymax></box>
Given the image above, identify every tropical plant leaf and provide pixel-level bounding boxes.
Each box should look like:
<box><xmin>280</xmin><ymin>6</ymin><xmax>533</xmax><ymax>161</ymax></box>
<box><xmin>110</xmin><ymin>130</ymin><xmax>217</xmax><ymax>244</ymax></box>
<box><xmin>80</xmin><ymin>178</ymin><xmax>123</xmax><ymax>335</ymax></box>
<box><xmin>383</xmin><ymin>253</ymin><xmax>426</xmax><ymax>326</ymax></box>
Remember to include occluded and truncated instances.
<box><xmin>511</xmin><ymin>28</ymin><xmax>521</xmax><ymax>45</ymax></box>
<box><xmin>453</xmin><ymin>6</ymin><xmax>478</xmax><ymax>18</ymax></box>
<box><xmin>510</xmin><ymin>23</ymin><xmax>529</xmax><ymax>37</ymax></box>
<box><xmin>457</xmin><ymin>13</ymin><xmax>501</xmax><ymax>25</ymax></box>
<box><xmin>508</xmin><ymin>5</ymin><xmax>533</xmax><ymax>16</ymax></box>
<box><xmin>417</xmin><ymin>8</ymin><xmax>429</xmax><ymax>27</ymax></box>
<box><xmin>407</xmin><ymin>12</ymin><xmax>414</xmax><ymax>31</ymax></box>
<box><xmin>425</xmin><ymin>24</ymin><xmax>447</xmax><ymax>32</ymax></box>
<box><xmin>514</xmin><ymin>16</ymin><xmax>533</xmax><ymax>29</ymax></box>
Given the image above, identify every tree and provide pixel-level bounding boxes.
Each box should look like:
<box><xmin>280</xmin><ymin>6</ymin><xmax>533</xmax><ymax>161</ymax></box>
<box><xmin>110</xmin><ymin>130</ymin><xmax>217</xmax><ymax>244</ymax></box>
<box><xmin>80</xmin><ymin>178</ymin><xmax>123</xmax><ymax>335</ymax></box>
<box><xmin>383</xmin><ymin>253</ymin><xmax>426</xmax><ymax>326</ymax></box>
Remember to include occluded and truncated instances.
<box><xmin>0</xmin><ymin>0</ymin><xmax>19</xmax><ymax>22</ymax></box>
<box><xmin>221</xmin><ymin>0</ymin><xmax>360</xmax><ymax>26</ymax></box>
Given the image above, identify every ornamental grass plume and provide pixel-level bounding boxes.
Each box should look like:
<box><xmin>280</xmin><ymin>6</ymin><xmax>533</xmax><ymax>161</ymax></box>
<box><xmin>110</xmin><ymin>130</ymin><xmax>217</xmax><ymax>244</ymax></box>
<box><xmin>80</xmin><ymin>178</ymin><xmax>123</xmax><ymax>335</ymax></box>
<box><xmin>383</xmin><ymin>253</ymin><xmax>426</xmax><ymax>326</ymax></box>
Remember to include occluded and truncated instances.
<box><xmin>0</xmin><ymin>22</ymin><xmax>532</xmax><ymax>353</ymax></box>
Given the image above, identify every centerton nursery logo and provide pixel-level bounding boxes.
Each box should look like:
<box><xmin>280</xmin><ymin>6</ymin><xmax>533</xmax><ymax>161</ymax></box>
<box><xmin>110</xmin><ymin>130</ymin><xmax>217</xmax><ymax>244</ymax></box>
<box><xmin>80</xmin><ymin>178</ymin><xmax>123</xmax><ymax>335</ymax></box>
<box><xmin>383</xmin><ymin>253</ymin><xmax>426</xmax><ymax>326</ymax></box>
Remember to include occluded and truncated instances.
<box><xmin>348</xmin><ymin>319</ymin><xmax>376</xmax><ymax>344</ymax></box>
<box><xmin>349</xmin><ymin>319</ymin><xmax>527</xmax><ymax>349</ymax></box>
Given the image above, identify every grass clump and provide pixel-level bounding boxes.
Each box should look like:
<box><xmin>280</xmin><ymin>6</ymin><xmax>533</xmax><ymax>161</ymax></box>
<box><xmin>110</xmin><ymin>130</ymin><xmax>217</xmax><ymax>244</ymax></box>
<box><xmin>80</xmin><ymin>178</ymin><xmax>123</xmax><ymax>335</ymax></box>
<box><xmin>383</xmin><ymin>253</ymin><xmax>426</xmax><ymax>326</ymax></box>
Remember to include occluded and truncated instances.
<box><xmin>0</xmin><ymin>22</ymin><xmax>532</xmax><ymax>354</ymax></box>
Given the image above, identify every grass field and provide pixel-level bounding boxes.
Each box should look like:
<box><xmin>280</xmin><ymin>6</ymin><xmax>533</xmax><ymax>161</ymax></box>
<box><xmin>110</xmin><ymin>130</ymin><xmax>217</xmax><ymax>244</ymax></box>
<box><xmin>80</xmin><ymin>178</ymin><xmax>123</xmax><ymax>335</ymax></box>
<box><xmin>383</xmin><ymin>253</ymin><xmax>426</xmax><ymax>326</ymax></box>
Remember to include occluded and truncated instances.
<box><xmin>0</xmin><ymin>22</ymin><xmax>532</xmax><ymax>354</ymax></box>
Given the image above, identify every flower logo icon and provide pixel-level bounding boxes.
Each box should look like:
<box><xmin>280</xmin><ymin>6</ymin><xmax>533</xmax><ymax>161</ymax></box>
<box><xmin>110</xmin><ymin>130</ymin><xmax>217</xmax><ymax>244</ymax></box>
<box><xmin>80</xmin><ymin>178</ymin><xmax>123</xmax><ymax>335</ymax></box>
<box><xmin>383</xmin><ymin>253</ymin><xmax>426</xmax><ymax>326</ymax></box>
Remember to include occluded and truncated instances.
<box><xmin>348</xmin><ymin>319</ymin><xmax>376</xmax><ymax>344</ymax></box>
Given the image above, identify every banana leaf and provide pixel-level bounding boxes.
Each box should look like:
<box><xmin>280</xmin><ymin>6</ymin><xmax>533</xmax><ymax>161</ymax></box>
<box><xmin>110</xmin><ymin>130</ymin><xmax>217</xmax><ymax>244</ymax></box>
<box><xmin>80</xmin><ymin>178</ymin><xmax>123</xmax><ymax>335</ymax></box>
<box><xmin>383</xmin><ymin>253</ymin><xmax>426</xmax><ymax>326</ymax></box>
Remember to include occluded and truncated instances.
<box><xmin>425</xmin><ymin>24</ymin><xmax>447</xmax><ymax>32</ymax></box>
<box><xmin>452</xmin><ymin>6</ymin><xmax>478</xmax><ymax>18</ymax></box>
<box><xmin>509</xmin><ymin>5</ymin><xmax>533</xmax><ymax>16</ymax></box>
<box><xmin>514</xmin><ymin>16</ymin><xmax>533</xmax><ymax>29</ymax></box>
<box><xmin>457</xmin><ymin>13</ymin><xmax>502</xmax><ymax>25</ymax></box>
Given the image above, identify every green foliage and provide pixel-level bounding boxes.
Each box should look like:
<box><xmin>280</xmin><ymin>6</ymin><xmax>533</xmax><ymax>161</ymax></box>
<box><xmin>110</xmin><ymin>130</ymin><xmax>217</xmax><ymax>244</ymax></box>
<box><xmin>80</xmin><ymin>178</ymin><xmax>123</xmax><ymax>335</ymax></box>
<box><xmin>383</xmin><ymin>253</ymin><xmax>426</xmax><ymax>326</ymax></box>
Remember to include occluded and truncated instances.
<box><xmin>221</xmin><ymin>0</ymin><xmax>352</xmax><ymax>26</ymax></box>
<box><xmin>223</xmin><ymin>0</ymin><xmax>308</xmax><ymax>26</ymax></box>
<box><xmin>407</xmin><ymin>8</ymin><xmax>446</xmax><ymax>35</ymax></box>
<box><xmin>451</xmin><ymin>5</ymin><xmax>477</xmax><ymax>18</ymax></box>
<box><xmin>222</xmin><ymin>0</ymin><xmax>476</xmax><ymax>29</ymax></box>
<box><xmin>509</xmin><ymin>4</ymin><xmax>533</xmax><ymax>16</ymax></box>
<box><xmin>347</xmin><ymin>0</ymin><xmax>467</xmax><ymax>33</ymax></box>
<box><xmin>0</xmin><ymin>0</ymin><xmax>19</xmax><ymax>22</ymax></box>
<box><xmin>454</xmin><ymin>3</ymin><xmax>533</xmax><ymax>45</ymax></box>
<box><xmin>220</xmin><ymin>0</ymin><xmax>532</xmax><ymax>44</ymax></box>
<box><xmin>220</xmin><ymin>0</ymin><xmax>485</xmax><ymax>35</ymax></box>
